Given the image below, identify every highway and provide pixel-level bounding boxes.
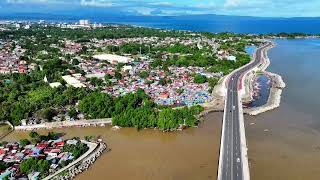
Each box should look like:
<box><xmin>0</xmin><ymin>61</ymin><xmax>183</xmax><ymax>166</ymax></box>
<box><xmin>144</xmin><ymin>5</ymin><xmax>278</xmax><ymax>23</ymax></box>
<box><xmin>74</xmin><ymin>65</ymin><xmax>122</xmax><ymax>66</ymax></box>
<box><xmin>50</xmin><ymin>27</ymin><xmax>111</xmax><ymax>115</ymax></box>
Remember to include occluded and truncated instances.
<box><xmin>218</xmin><ymin>42</ymin><xmax>272</xmax><ymax>180</ymax></box>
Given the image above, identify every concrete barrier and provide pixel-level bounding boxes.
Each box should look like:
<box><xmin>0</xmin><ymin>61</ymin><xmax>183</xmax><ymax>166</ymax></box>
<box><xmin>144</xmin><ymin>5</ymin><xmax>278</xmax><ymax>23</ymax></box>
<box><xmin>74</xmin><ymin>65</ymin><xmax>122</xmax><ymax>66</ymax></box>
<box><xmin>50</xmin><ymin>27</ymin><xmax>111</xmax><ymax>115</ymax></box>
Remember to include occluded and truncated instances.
<box><xmin>45</xmin><ymin>141</ymin><xmax>109</xmax><ymax>180</ymax></box>
<box><xmin>241</xmin><ymin>42</ymin><xmax>286</xmax><ymax>116</ymax></box>
<box><xmin>238</xmin><ymin>94</ymin><xmax>250</xmax><ymax>180</ymax></box>
<box><xmin>14</xmin><ymin>118</ymin><xmax>112</xmax><ymax>131</ymax></box>
<box><xmin>217</xmin><ymin>97</ymin><xmax>228</xmax><ymax>180</ymax></box>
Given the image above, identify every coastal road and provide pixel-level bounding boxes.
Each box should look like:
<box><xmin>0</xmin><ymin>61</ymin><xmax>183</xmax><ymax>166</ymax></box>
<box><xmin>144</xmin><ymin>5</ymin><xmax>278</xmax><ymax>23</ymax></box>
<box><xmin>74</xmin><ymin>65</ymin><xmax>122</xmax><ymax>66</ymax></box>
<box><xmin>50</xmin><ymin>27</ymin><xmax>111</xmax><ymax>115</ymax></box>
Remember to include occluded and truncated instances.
<box><xmin>218</xmin><ymin>42</ymin><xmax>272</xmax><ymax>180</ymax></box>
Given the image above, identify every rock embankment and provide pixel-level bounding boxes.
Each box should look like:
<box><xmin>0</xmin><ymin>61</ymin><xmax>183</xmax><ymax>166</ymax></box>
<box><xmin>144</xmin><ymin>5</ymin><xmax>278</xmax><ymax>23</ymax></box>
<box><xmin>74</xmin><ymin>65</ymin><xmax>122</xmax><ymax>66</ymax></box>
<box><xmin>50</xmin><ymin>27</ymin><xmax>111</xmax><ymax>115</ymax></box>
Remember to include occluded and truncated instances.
<box><xmin>52</xmin><ymin>142</ymin><xmax>110</xmax><ymax>180</ymax></box>
<box><xmin>244</xmin><ymin>72</ymin><xmax>285</xmax><ymax>115</ymax></box>
<box><xmin>242</xmin><ymin>41</ymin><xmax>286</xmax><ymax>115</ymax></box>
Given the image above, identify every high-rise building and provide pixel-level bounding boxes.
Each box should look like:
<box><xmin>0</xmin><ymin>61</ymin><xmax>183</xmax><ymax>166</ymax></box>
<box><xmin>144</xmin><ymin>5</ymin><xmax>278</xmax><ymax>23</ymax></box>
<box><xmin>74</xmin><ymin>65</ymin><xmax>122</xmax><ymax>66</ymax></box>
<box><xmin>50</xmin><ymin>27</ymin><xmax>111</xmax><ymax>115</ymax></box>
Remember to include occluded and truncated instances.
<box><xmin>79</xmin><ymin>19</ymin><xmax>89</xmax><ymax>26</ymax></box>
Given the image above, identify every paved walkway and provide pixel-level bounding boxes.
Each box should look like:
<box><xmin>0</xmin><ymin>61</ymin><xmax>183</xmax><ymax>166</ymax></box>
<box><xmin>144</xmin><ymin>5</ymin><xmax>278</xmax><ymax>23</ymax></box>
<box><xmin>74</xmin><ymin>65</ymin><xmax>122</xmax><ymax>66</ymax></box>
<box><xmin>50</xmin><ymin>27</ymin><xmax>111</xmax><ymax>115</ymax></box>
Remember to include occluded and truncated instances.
<box><xmin>14</xmin><ymin>118</ymin><xmax>112</xmax><ymax>131</ymax></box>
<box><xmin>43</xmin><ymin>140</ymin><xmax>98</xmax><ymax>180</ymax></box>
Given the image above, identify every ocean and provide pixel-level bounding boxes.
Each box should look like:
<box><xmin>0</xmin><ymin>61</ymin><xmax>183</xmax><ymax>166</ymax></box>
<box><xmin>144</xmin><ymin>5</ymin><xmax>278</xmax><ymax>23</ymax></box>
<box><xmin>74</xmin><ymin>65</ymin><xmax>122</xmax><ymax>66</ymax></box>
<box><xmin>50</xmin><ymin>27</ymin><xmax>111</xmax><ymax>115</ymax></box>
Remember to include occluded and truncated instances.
<box><xmin>1</xmin><ymin>14</ymin><xmax>320</xmax><ymax>34</ymax></box>
<box><xmin>113</xmin><ymin>17</ymin><xmax>320</xmax><ymax>34</ymax></box>
<box><xmin>246</xmin><ymin>38</ymin><xmax>320</xmax><ymax>180</ymax></box>
<box><xmin>2</xmin><ymin>13</ymin><xmax>320</xmax><ymax>180</ymax></box>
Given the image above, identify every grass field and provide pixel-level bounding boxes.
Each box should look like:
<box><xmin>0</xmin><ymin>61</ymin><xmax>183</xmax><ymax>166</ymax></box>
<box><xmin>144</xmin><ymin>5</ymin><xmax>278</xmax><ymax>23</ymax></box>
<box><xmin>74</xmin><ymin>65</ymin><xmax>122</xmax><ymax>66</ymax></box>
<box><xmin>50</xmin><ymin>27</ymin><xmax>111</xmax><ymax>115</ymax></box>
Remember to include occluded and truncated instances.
<box><xmin>0</xmin><ymin>124</ymin><xmax>13</xmax><ymax>139</ymax></box>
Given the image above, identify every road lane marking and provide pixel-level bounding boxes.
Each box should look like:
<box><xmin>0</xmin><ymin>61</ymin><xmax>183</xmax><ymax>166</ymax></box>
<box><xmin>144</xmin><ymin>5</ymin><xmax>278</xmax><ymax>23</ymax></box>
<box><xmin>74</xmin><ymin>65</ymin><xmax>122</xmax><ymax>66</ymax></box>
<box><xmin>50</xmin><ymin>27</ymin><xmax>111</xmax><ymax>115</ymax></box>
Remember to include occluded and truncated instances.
<box><xmin>219</xmin><ymin>43</ymin><xmax>272</xmax><ymax>180</ymax></box>
<box><xmin>231</xmin><ymin>83</ymin><xmax>234</xmax><ymax>180</ymax></box>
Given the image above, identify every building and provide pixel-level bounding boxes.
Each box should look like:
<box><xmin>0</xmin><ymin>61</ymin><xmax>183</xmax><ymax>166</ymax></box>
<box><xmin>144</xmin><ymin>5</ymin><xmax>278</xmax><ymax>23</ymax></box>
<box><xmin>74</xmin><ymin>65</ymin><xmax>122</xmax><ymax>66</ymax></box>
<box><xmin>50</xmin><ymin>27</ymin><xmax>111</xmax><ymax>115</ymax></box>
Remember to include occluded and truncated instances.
<box><xmin>49</xmin><ymin>82</ymin><xmax>62</xmax><ymax>88</ymax></box>
<box><xmin>93</xmin><ymin>54</ymin><xmax>133</xmax><ymax>64</ymax></box>
<box><xmin>62</xmin><ymin>75</ymin><xmax>86</xmax><ymax>88</ymax></box>
<box><xmin>79</xmin><ymin>20</ymin><xmax>89</xmax><ymax>26</ymax></box>
<box><xmin>227</xmin><ymin>55</ymin><xmax>237</xmax><ymax>61</ymax></box>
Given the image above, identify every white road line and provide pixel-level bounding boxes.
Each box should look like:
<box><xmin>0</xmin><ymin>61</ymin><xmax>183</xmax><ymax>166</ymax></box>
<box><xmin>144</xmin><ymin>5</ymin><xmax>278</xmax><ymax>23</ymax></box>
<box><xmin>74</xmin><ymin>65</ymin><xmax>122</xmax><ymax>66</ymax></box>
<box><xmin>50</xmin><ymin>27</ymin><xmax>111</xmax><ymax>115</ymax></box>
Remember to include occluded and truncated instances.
<box><xmin>231</xmin><ymin>79</ymin><xmax>234</xmax><ymax>180</ymax></box>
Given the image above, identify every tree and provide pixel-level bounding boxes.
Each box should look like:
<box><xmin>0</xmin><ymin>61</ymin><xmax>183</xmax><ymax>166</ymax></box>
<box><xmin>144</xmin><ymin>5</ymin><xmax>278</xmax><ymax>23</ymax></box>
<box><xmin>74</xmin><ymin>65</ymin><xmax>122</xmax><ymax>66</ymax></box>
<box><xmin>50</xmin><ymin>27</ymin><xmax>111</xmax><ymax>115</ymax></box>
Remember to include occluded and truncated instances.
<box><xmin>104</xmin><ymin>74</ymin><xmax>112</xmax><ymax>81</ymax></box>
<box><xmin>29</xmin><ymin>131</ymin><xmax>39</xmax><ymax>139</ymax></box>
<box><xmin>41</xmin><ymin>108</ymin><xmax>55</xmax><ymax>121</ymax></box>
<box><xmin>159</xmin><ymin>78</ymin><xmax>167</xmax><ymax>86</ymax></box>
<box><xmin>208</xmin><ymin>78</ymin><xmax>219</xmax><ymax>91</ymax></box>
<box><xmin>78</xmin><ymin>92</ymin><xmax>114</xmax><ymax>118</ymax></box>
<box><xmin>72</xmin><ymin>58</ymin><xmax>80</xmax><ymax>65</ymax></box>
<box><xmin>158</xmin><ymin>108</ymin><xmax>178</xmax><ymax>130</ymax></box>
<box><xmin>37</xmin><ymin>159</ymin><xmax>50</xmax><ymax>174</ymax></box>
<box><xmin>80</xmin><ymin>46</ymin><xmax>88</xmax><ymax>54</ymax></box>
<box><xmin>68</xmin><ymin>107</ymin><xmax>78</xmax><ymax>119</ymax></box>
<box><xmin>60</xmin><ymin>160</ymin><xmax>69</xmax><ymax>167</ymax></box>
<box><xmin>176</xmin><ymin>89</ymin><xmax>184</xmax><ymax>94</ymax></box>
<box><xmin>105</xmin><ymin>79</ymin><xmax>113</xmax><ymax>87</ymax></box>
<box><xmin>47</xmin><ymin>131</ymin><xmax>60</xmax><ymax>140</ymax></box>
<box><xmin>139</xmin><ymin>71</ymin><xmax>149</xmax><ymax>79</ymax></box>
<box><xmin>19</xmin><ymin>139</ymin><xmax>30</xmax><ymax>147</ymax></box>
<box><xmin>89</xmin><ymin>77</ymin><xmax>104</xmax><ymax>87</ymax></box>
<box><xmin>62</xmin><ymin>143</ymin><xmax>88</xmax><ymax>159</ymax></box>
<box><xmin>194</xmin><ymin>74</ymin><xmax>207</xmax><ymax>84</ymax></box>
<box><xmin>20</xmin><ymin>157</ymin><xmax>37</xmax><ymax>174</ymax></box>
<box><xmin>20</xmin><ymin>157</ymin><xmax>50</xmax><ymax>175</ymax></box>
<box><xmin>0</xmin><ymin>162</ymin><xmax>7</xmax><ymax>171</ymax></box>
<box><xmin>10</xmin><ymin>103</ymin><xmax>26</xmax><ymax>126</ymax></box>
<box><xmin>114</xmin><ymin>71</ymin><xmax>122</xmax><ymax>80</ymax></box>
<box><xmin>150</xmin><ymin>59</ymin><xmax>162</xmax><ymax>68</ymax></box>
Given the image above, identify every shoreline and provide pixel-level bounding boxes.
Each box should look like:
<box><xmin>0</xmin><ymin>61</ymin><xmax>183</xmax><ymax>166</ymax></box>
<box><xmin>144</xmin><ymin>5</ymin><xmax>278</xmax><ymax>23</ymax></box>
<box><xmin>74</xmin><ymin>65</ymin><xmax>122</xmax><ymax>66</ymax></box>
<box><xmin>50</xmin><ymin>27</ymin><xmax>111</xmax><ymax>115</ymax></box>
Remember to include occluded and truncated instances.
<box><xmin>205</xmin><ymin>40</ymin><xmax>286</xmax><ymax>116</ymax></box>
<box><xmin>14</xmin><ymin>118</ymin><xmax>112</xmax><ymax>131</ymax></box>
<box><xmin>6</xmin><ymin>40</ymin><xmax>284</xmax><ymax>133</ymax></box>
<box><xmin>241</xmin><ymin>41</ymin><xmax>286</xmax><ymax>115</ymax></box>
<box><xmin>48</xmin><ymin>141</ymin><xmax>109</xmax><ymax>180</ymax></box>
<box><xmin>268</xmin><ymin>35</ymin><xmax>320</xmax><ymax>39</ymax></box>
<box><xmin>244</xmin><ymin>72</ymin><xmax>285</xmax><ymax>115</ymax></box>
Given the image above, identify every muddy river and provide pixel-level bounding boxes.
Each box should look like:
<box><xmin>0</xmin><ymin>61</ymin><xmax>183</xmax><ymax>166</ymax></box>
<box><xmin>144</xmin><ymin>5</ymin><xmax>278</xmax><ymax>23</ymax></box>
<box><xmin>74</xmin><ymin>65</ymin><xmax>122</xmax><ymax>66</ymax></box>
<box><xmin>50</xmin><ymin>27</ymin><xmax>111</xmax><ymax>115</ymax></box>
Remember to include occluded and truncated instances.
<box><xmin>3</xmin><ymin>39</ymin><xmax>320</xmax><ymax>180</ymax></box>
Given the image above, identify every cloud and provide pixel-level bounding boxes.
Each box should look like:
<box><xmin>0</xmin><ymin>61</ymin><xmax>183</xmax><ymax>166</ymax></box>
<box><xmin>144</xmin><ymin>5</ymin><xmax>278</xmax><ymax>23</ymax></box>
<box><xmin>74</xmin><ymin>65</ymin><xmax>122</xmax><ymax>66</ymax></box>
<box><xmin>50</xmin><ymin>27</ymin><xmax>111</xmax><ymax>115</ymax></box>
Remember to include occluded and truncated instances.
<box><xmin>224</xmin><ymin>0</ymin><xmax>241</xmax><ymax>8</ymax></box>
<box><xmin>80</xmin><ymin>0</ymin><xmax>113</xmax><ymax>7</ymax></box>
<box><xmin>127</xmin><ymin>7</ymin><xmax>156</xmax><ymax>16</ymax></box>
<box><xmin>2</xmin><ymin>0</ymin><xmax>320</xmax><ymax>17</ymax></box>
<box><xmin>195</xmin><ymin>2</ymin><xmax>216</xmax><ymax>9</ymax></box>
<box><xmin>148</xmin><ymin>2</ymin><xmax>172</xmax><ymax>6</ymax></box>
<box><xmin>6</xmin><ymin>0</ymin><xmax>48</xmax><ymax>3</ymax></box>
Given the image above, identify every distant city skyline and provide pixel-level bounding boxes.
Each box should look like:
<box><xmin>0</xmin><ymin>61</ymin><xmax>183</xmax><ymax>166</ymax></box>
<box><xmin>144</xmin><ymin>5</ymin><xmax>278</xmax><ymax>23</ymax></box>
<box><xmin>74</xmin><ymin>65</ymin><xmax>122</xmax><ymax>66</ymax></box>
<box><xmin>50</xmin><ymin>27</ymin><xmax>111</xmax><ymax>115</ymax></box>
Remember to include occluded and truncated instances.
<box><xmin>0</xmin><ymin>0</ymin><xmax>319</xmax><ymax>18</ymax></box>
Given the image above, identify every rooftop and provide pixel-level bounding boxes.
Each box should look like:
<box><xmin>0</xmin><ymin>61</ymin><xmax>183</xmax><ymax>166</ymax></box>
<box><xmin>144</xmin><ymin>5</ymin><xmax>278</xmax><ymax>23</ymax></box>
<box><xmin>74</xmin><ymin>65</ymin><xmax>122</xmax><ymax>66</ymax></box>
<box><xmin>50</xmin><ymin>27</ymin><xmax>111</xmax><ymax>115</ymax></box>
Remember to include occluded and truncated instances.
<box><xmin>93</xmin><ymin>54</ymin><xmax>133</xmax><ymax>64</ymax></box>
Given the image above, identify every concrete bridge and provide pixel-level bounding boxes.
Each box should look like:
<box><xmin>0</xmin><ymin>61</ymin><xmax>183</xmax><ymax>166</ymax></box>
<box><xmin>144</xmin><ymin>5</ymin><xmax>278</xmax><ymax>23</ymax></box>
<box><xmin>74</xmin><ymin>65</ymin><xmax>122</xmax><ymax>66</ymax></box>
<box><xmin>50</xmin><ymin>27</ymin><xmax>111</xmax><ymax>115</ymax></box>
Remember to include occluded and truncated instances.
<box><xmin>217</xmin><ymin>42</ymin><xmax>273</xmax><ymax>180</ymax></box>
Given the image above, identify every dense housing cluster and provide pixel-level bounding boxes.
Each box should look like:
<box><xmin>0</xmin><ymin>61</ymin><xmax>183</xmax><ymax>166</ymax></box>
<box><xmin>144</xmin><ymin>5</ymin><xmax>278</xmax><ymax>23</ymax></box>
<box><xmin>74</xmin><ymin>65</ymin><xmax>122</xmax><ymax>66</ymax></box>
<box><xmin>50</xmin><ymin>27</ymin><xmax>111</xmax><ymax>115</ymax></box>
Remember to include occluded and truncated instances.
<box><xmin>0</xmin><ymin>21</ymin><xmax>259</xmax><ymax>129</ymax></box>
<box><xmin>0</xmin><ymin>132</ymin><xmax>88</xmax><ymax>179</ymax></box>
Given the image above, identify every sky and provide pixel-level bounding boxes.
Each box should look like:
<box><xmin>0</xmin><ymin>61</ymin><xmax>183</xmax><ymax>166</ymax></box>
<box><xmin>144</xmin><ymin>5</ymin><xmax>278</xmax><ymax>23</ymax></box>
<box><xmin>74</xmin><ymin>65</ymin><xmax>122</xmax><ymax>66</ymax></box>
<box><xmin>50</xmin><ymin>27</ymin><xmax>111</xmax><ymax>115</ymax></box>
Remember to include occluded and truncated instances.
<box><xmin>0</xmin><ymin>0</ymin><xmax>319</xmax><ymax>17</ymax></box>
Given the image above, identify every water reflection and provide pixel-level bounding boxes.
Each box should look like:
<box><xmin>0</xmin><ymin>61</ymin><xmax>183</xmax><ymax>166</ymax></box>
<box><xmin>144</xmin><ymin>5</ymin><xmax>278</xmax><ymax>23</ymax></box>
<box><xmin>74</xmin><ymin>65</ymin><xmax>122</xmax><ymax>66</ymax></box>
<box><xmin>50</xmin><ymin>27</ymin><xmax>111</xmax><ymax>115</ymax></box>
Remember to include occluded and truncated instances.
<box><xmin>244</xmin><ymin>75</ymin><xmax>271</xmax><ymax>108</ymax></box>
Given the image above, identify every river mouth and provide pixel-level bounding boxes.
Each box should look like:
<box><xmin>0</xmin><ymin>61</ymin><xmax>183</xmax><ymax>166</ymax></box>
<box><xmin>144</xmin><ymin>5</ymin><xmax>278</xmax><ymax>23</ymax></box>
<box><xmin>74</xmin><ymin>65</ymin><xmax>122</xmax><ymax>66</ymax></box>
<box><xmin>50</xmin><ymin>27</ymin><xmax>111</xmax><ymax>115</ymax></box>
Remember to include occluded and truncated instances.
<box><xmin>2</xmin><ymin>113</ymin><xmax>223</xmax><ymax>180</ymax></box>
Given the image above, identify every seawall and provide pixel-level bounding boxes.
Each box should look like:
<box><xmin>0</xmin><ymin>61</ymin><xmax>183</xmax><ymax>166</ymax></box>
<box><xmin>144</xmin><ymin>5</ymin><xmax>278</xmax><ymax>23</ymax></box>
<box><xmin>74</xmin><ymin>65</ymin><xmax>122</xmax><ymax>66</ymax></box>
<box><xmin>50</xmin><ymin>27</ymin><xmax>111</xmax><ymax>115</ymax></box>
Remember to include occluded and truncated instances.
<box><xmin>46</xmin><ymin>141</ymin><xmax>109</xmax><ymax>180</ymax></box>
<box><xmin>244</xmin><ymin>72</ymin><xmax>285</xmax><ymax>115</ymax></box>
<box><xmin>241</xmin><ymin>41</ymin><xmax>286</xmax><ymax>115</ymax></box>
<box><xmin>14</xmin><ymin>118</ymin><xmax>112</xmax><ymax>131</ymax></box>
